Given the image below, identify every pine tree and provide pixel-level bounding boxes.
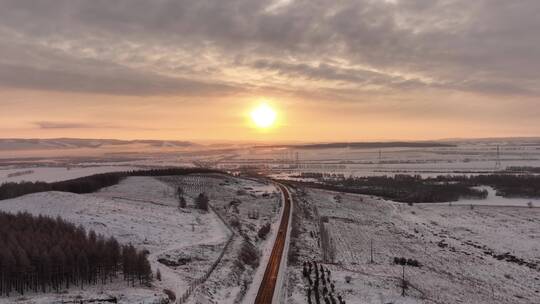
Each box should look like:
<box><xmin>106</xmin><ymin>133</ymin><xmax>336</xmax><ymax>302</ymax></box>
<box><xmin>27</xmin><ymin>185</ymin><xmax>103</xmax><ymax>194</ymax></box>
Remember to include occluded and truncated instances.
<box><xmin>195</xmin><ymin>193</ymin><xmax>209</xmax><ymax>211</ymax></box>
<box><xmin>177</xmin><ymin>187</ymin><xmax>187</xmax><ymax>209</ymax></box>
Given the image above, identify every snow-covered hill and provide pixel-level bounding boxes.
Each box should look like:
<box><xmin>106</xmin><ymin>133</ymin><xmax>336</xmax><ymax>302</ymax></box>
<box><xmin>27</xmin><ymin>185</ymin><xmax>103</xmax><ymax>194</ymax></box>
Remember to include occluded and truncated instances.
<box><xmin>0</xmin><ymin>176</ymin><xmax>230</xmax><ymax>303</ymax></box>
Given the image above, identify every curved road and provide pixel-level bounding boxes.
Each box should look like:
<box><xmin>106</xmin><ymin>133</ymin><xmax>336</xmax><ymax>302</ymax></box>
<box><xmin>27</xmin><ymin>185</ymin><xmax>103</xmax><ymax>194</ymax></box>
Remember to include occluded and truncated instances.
<box><xmin>254</xmin><ymin>183</ymin><xmax>292</xmax><ymax>304</ymax></box>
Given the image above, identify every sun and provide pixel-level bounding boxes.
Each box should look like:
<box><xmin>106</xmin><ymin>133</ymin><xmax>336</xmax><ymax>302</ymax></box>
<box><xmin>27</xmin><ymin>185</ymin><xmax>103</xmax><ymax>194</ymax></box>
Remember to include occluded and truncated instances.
<box><xmin>251</xmin><ymin>103</ymin><xmax>277</xmax><ymax>128</ymax></box>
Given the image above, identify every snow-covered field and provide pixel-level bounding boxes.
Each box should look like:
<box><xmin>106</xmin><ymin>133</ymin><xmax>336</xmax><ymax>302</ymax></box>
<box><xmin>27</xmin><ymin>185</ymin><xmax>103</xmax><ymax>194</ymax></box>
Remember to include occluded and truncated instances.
<box><xmin>2</xmin><ymin>140</ymin><xmax>540</xmax><ymax>193</ymax></box>
<box><xmin>0</xmin><ymin>166</ymin><xmax>140</xmax><ymax>184</ymax></box>
<box><xmin>156</xmin><ymin>174</ymin><xmax>281</xmax><ymax>304</ymax></box>
<box><xmin>286</xmin><ymin>187</ymin><xmax>540</xmax><ymax>304</ymax></box>
<box><xmin>244</xmin><ymin>141</ymin><xmax>540</xmax><ymax>178</ymax></box>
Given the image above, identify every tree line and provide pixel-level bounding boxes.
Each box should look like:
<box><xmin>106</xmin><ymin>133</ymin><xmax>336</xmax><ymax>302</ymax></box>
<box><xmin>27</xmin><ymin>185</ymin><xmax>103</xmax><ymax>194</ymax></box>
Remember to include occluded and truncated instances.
<box><xmin>288</xmin><ymin>175</ymin><xmax>488</xmax><ymax>203</ymax></box>
<box><xmin>0</xmin><ymin>167</ymin><xmax>222</xmax><ymax>200</ymax></box>
<box><xmin>285</xmin><ymin>173</ymin><xmax>540</xmax><ymax>203</ymax></box>
<box><xmin>302</xmin><ymin>260</ymin><xmax>345</xmax><ymax>304</ymax></box>
<box><xmin>0</xmin><ymin>211</ymin><xmax>151</xmax><ymax>296</ymax></box>
<box><xmin>456</xmin><ymin>174</ymin><xmax>540</xmax><ymax>198</ymax></box>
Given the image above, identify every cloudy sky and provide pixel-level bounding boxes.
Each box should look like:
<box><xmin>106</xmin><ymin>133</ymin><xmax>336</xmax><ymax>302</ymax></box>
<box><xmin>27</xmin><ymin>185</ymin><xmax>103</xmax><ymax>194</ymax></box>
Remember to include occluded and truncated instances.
<box><xmin>0</xmin><ymin>0</ymin><xmax>539</xmax><ymax>142</ymax></box>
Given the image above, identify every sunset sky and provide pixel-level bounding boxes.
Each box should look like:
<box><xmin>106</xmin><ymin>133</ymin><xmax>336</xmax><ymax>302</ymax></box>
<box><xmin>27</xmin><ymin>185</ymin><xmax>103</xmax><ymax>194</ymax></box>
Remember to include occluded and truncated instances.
<box><xmin>0</xmin><ymin>0</ymin><xmax>539</xmax><ymax>142</ymax></box>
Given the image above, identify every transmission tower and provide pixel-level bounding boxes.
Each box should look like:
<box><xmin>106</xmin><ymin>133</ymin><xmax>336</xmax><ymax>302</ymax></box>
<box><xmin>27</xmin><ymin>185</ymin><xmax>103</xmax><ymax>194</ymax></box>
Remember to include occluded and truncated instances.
<box><xmin>495</xmin><ymin>145</ymin><xmax>502</xmax><ymax>170</ymax></box>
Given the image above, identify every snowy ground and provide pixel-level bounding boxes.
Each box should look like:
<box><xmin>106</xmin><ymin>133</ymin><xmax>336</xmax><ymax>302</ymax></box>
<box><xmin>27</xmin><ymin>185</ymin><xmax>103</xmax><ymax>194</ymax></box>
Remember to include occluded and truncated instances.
<box><xmin>286</xmin><ymin>187</ymin><xmax>540</xmax><ymax>304</ymax></box>
<box><xmin>0</xmin><ymin>175</ymin><xmax>233</xmax><ymax>303</ymax></box>
<box><xmin>157</xmin><ymin>174</ymin><xmax>281</xmax><ymax>304</ymax></box>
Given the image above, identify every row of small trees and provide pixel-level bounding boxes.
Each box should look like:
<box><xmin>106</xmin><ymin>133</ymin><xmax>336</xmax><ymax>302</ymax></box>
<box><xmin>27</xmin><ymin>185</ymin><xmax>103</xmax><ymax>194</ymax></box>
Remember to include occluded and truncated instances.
<box><xmin>0</xmin><ymin>211</ymin><xmax>152</xmax><ymax>296</ymax></box>
<box><xmin>302</xmin><ymin>261</ymin><xmax>345</xmax><ymax>304</ymax></box>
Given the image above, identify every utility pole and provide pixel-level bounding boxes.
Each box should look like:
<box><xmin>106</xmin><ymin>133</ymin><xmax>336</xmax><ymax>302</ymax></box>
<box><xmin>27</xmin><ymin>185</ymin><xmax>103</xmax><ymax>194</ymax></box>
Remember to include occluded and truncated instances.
<box><xmin>370</xmin><ymin>239</ymin><xmax>374</xmax><ymax>263</ymax></box>
<box><xmin>401</xmin><ymin>265</ymin><xmax>406</xmax><ymax>297</ymax></box>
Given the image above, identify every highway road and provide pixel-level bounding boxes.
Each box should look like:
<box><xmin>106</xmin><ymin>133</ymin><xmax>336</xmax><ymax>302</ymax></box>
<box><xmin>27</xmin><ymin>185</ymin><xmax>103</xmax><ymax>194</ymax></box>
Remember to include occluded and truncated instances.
<box><xmin>254</xmin><ymin>183</ymin><xmax>292</xmax><ymax>304</ymax></box>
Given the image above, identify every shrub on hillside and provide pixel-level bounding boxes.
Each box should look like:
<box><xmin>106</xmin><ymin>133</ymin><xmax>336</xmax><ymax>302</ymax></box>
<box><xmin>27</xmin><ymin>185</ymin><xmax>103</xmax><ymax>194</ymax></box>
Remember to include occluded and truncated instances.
<box><xmin>238</xmin><ymin>240</ymin><xmax>259</xmax><ymax>268</ymax></box>
<box><xmin>163</xmin><ymin>289</ymin><xmax>176</xmax><ymax>302</ymax></box>
<box><xmin>257</xmin><ymin>223</ymin><xmax>271</xmax><ymax>240</ymax></box>
<box><xmin>393</xmin><ymin>257</ymin><xmax>421</xmax><ymax>267</ymax></box>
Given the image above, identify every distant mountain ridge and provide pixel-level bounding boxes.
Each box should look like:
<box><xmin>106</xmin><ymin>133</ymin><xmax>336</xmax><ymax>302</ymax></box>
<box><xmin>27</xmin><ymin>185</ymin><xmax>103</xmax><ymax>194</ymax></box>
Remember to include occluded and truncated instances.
<box><xmin>0</xmin><ymin>138</ymin><xmax>195</xmax><ymax>150</ymax></box>
<box><xmin>3</xmin><ymin>137</ymin><xmax>539</xmax><ymax>152</ymax></box>
<box><xmin>254</xmin><ymin>141</ymin><xmax>456</xmax><ymax>149</ymax></box>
